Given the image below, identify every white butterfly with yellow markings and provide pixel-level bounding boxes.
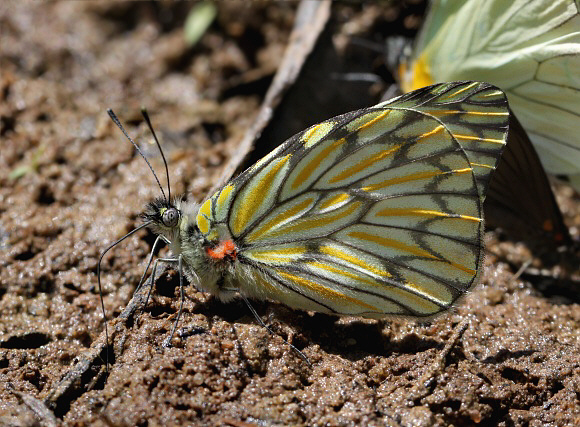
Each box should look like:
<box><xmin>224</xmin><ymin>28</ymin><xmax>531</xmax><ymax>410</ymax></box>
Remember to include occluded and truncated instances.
<box><xmin>117</xmin><ymin>81</ymin><xmax>510</xmax><ymax>328</ymax></box>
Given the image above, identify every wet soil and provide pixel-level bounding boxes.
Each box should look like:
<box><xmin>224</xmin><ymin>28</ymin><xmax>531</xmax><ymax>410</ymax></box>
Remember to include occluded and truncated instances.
<box><xmin>1</xmin><ymin>2</ymin><xmax>579</xmax><ymax>426</ymax></box>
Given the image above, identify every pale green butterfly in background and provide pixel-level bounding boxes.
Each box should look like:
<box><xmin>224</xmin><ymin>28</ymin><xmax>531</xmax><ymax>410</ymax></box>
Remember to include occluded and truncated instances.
<box><xmin>399</xmin><ymin>0</ymin><xmax>580</xmax><ymax>191</ymax></box>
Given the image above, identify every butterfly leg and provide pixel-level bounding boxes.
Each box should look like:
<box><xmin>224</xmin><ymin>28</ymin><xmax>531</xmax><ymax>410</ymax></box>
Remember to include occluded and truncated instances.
<box><xmin>163</xmin><ymin>254</ymin><xmax>184</xmax><ymax>348</ymax></box>
<box><xmin>135</xmin><ymin>235</ymin><xmax>166</xmax><ymax>296</ymax></box>
<box><xmin>144</xmin><ymin>254</ymin><xmax>184</xmax><ymax>348</ymax></box>
<box><xmin>239</xmin><ymin>293</ymin><xmax>312</xmax><ymax>367</ymax></box>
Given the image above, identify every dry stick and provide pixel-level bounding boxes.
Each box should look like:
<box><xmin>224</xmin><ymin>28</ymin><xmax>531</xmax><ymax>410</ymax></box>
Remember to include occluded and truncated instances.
<box><xmin>406</xmin><ymin>316</ymin><xmax>471</xmax><ymax>405</ymax></box>
<box><xmin>511</xmin><ymin>258</ymin><xmax>534</xmax><ymax>281</ymax></box>
<box><xmin>44</xmin><ymin>265</ymin><xmax>167</xmax><ymax>411</ymax></box>
<box><xmin>14</xmin><ymin>391</ymin><xmax>58</xmax><ymax>427</ymax></box>
<box><xmin>8</xmin><ymin>381</ymin><xmax>58</xmax><ymax>427</ymax></box>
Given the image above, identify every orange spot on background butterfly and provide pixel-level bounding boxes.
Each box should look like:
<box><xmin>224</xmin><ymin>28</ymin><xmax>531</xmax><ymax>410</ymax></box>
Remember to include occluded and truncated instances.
<box><xmin>207</xmin><ymin>240</ymin><xmax>237</xmax><ymax>260</ymax></box>
<box><xmin>542</xmin><ymin>219</ymin><xmax>554</xmax><ymax>232</ymax></box>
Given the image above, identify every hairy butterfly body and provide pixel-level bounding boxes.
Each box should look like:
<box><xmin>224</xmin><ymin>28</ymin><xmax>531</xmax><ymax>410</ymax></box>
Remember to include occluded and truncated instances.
<box><xmin>139</xmin><ymin>81</ymin><xmax>509</xmax><ymax>320</ymax></box>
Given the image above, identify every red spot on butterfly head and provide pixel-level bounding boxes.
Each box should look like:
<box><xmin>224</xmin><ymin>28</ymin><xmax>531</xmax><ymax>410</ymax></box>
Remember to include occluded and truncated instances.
<box><xmin>207</xmin><ymin>240</ymin><xmax>237</xmax><ymax>260</ymax></box>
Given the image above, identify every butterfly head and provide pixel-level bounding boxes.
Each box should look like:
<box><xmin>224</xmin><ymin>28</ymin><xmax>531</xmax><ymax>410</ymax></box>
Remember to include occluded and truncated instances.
<box><xmin>142</xmin><ymin>196</ymin><xmax>184</xmax><ymax>240</ymax></box>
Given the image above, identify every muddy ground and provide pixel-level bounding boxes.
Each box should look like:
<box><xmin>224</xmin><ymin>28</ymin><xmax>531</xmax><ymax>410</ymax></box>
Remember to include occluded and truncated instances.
<box><xmin>1</xmin><ymin>2</ymin><xmax>579</xmax><ymax>426</ymax></box>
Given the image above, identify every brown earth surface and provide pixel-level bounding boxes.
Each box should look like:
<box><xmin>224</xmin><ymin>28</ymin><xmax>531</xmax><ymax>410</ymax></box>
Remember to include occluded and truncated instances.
<box><xmin>1</xmin><ymin>2</ymin><xmax>579</xmax><ymax>426</ymax></box>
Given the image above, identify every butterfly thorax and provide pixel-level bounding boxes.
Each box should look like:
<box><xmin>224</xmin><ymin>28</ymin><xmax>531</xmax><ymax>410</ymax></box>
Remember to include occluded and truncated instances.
<box><xmin>143</xmin><ymin>197</ymin><xmax>239</xmax><ymax>299</ymax></box>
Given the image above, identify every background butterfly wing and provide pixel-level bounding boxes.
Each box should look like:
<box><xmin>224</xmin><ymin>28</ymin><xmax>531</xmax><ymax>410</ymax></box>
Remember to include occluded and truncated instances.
<box><xmin>485</xmin><ymin>112</ymin><xmax>574</xmax><ymax>263</ymax></box>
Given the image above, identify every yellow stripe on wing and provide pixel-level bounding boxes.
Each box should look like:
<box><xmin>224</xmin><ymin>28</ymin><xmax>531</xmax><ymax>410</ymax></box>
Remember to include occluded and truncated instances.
<box><xmin>319</xmin><ymin>245</ymin><xmax>392</xmax><ymax>278</ymax></box>
<box><xmin>246</xmin><ymin>196</ymin><xmax>316</xmax><ymax>242</ymax></box>
<box><xmin>261</xmin><ymin>200</ymin><xmax>363</xmax><ymax>240</ymax></box>
<box><xmin>375</xmin><ymin>208</ymin><xmax>481</xmax><ymax>223</ymax></box>
<box><xmin>347</xmin><ymin>230</ymin><xmax>477</xmax><ymax>276</ymax></box>
<box><xmin>361</xmin><ymin>168</ymin><xmax>472</xmax><ymax>193</ymax></box>
<box><xmin>302</xmin><ymin>121</ymin><xmax>336</xmax><ymax>148</ymax></box>
<box><xmin>196</xmin><ymin>198</ymin><xmax>213</xmax><ymax>234</ymax></box>
<box><xmin>231</xmin><ymin>154</ymin><xmax>291</xmax><ymax>236</ymax></box>
<box><xmin>291</xmin><ymin>138</ymin><xmax>346</xmax><ymax>190</ymax></box>
<box><xmin>452</xmin><ymin>134</ymin><xmax>506</xmax><ymax>145</ymax></box>
<box><xmin>470</xmin><ymin>162</ymin><xmax>494</xmax><ymax>169</ymax></box>
<box><xmin>439</xmin><ymin>82</ymin><xmax>478</xmax><ymax>101</ymax></box>
<box><xmin>307</xmin><ymin>261</ymin><xmax>378</xmax><ymax>286</ymax></box>
<box><xmin>318</xmin><ymin>193</ymin><xmax>352</xmax><ymax>211</ymax></box>
<box><xmin>417</xmin><ymin>124</ymin><xmax>444</xmax><ymax>140</ymax></box>
<box><xmin>328</xmin><ymin>146</ymin><xmax>400</xmax><ymax>184</ymax></box>
<box><xmin>276</xmin><ymin>270</ymin><xmax>380</xmax><ymax>311</ymax></box>
<box><xmin>424</xmin><ymin>110</ymin><xmax>509</xmax><ymax>116</ymax></box>
<box><xmin>215</xmin><ymin>184</ymin><xmax>234</xmax><ymax>214</ymax></box>
<box><xmin>246</xmin><ymin>246</ymin><xmax>307</xmax><ymax>263</ymax></box>
<box><xmin>355</xmin><ymin>109</ymin><xmax>390</xmax><ymax>131</ymax></box>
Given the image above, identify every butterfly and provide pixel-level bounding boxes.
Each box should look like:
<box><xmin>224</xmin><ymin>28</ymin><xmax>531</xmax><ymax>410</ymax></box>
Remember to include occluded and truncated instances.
<box><xmin>484</xmin><ymin>113</ymin><xmax>575</xmax><ymax>264</ymax></box>
<box><xmin>398</xmin><ymin>0</ymin><xmax>580</xmax><ymax>192</ymax></box>
<box><xmin>101</xmin><ymin>81</ymin><xmax>509</xmax><ymax>353</ymax></box>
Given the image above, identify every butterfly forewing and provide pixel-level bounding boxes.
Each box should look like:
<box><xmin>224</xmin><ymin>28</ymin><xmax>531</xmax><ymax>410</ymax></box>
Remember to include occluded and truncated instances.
<box><xmin>199</xmin><ymin>82</ymin><xmax>509</xmax><ymax>318</ymax></box>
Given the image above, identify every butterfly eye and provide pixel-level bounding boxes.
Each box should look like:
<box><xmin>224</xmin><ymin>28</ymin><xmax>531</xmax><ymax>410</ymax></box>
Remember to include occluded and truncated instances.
<box><xmin>162</xmin><ymin>207</ymin><xmax>179</xmax><ymax>227</ymax></box>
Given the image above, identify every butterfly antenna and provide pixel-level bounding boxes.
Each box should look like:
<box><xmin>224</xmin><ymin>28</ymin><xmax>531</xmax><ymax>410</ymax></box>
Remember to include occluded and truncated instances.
<box><xmin>141</xmin><ymin>108</ymin><xmax>172</xmax><ymax>203</ymax></box>
<box><xmin>107</xmin><ymin>109</ymin><xmax>167</xmax><ymax>203</ymax></box>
